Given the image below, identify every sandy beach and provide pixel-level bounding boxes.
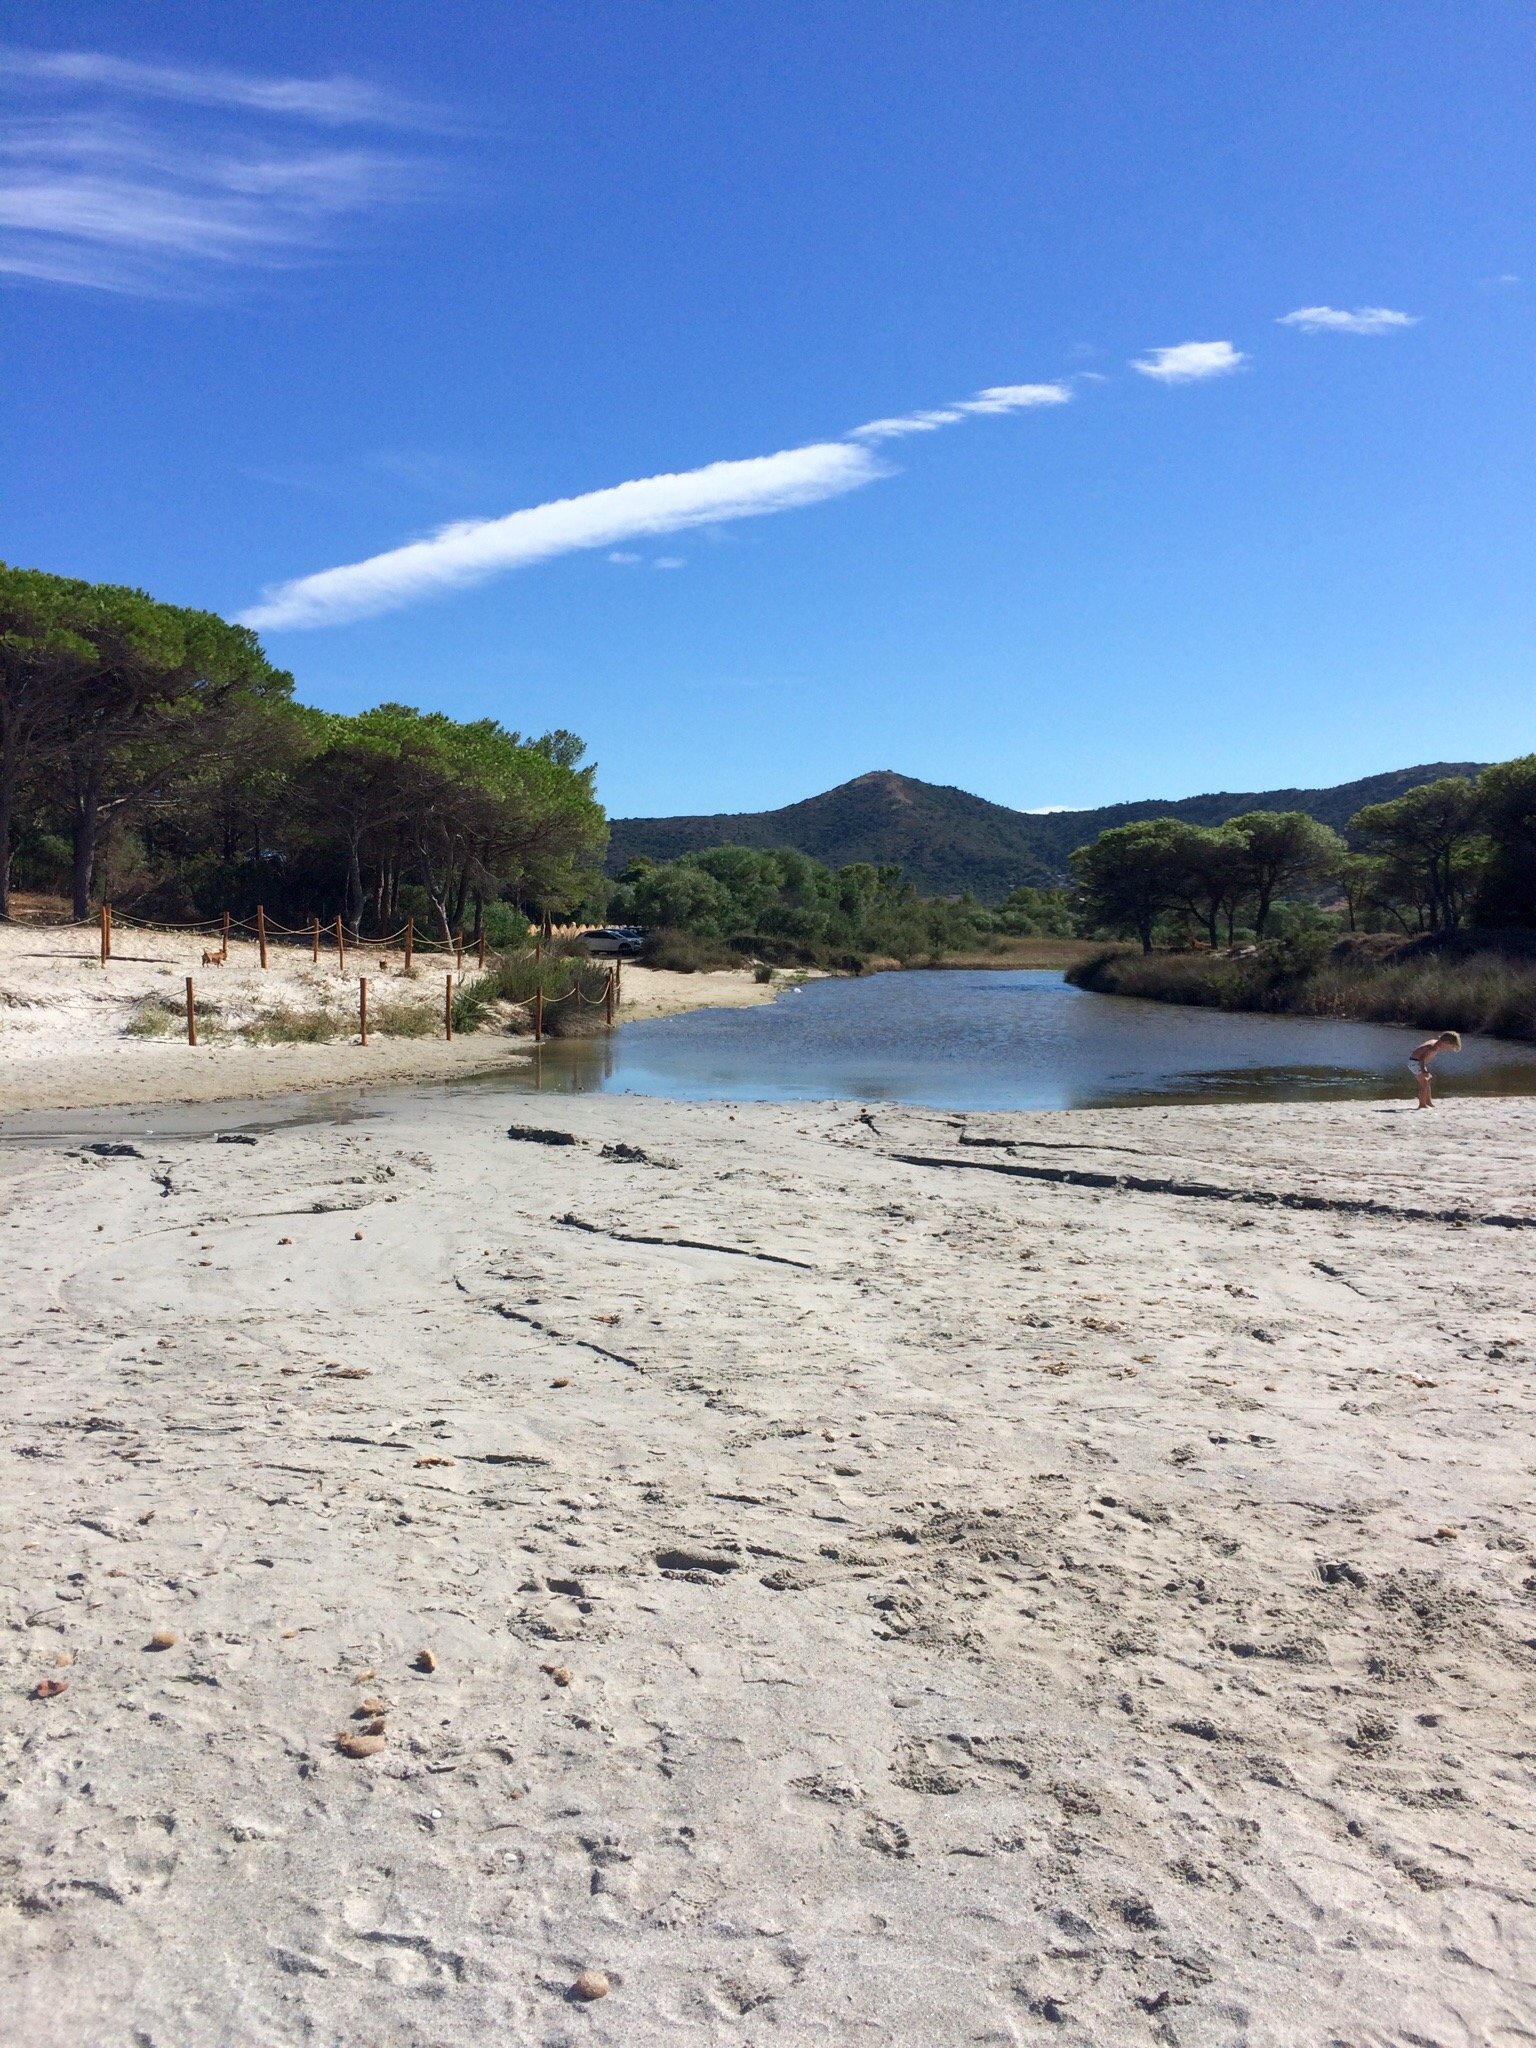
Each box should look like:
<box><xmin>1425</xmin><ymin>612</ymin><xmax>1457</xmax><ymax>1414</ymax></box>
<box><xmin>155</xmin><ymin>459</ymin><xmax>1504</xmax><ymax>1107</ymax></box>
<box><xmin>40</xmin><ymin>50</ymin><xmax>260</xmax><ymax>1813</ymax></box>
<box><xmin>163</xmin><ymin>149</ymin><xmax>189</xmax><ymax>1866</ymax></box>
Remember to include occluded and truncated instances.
<box><xmin>0</xmin><ymin>920</ymin><xmax>782</xmax><ymax>1114</ymax></box>
<box><xmin>3</xmin><ymin>1072</ymin><xmax>1534</xmax><ymax>2046</ymax></box>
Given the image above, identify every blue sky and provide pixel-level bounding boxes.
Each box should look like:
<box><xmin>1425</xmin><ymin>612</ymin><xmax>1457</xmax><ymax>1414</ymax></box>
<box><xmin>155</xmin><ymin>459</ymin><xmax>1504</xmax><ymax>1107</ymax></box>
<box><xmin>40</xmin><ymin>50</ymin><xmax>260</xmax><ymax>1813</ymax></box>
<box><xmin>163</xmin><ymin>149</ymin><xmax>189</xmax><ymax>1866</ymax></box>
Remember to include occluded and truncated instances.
<box><xmin>2</xmin><ymin>3</ymin><xmax>1531</xmax><ymax>819</ymax></box>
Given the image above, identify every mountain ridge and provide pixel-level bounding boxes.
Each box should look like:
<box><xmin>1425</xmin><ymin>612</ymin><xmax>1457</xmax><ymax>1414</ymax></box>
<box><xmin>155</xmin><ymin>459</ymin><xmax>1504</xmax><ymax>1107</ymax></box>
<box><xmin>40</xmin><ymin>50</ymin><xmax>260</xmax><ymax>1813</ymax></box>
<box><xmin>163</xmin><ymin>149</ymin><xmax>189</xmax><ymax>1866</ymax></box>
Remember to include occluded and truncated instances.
<box><xmin>606</xmin><ymin>763</ymin><xmax>1488</xmax><ymax>901</ymax></box>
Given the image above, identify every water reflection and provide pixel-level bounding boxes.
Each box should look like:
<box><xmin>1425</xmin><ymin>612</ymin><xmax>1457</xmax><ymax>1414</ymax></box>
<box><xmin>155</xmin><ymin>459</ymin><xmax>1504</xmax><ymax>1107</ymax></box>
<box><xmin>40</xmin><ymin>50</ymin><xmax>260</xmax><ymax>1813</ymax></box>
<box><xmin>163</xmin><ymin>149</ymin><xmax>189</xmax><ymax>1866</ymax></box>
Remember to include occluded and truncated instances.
<box><xmin>492</xmin><ymin>969</ymin><xmax>1536</xmax><ymax>1114</ymax></box>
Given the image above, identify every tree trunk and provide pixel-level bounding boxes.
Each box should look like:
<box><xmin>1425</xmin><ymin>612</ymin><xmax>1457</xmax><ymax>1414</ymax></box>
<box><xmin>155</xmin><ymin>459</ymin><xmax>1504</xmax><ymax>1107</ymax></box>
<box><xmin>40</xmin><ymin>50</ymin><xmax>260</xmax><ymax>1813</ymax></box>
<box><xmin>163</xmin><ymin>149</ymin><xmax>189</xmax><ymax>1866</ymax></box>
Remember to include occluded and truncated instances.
<box><xmin>0</xmin><ymin>754</ymin><xmax>16</xmax><ymax>920</ymax></box>
<box><xmin>71</xmin><ymin>765</ymin><xmax>101</xmax><ymax>920</ymax></box>
<box><xmin>346</xmin><ymin>838</ymin><xmax>365</xmax><ymax>931</ymax></box>
<box><xmin>1253</xmin><ymin>884</ymin><xmax>1273</xmax><ymax>938</ymax></box>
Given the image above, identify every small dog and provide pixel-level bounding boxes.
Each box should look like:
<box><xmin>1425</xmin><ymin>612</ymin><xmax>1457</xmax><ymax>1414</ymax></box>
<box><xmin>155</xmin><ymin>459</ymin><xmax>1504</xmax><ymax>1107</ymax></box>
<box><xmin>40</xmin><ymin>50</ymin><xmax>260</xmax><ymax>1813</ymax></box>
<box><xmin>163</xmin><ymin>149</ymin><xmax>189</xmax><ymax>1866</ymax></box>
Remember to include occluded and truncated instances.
<box><xmin>201</xmin><ymin>948</ymin><xmax>228</xmax><ymax>967</ymax></box>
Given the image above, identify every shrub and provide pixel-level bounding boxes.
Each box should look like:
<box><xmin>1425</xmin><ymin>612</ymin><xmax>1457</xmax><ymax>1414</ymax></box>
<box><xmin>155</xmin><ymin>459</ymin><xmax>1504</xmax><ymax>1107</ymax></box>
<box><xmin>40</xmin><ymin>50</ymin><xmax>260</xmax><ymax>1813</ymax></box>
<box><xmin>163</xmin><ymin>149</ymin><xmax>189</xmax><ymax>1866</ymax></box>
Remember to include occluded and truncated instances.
<box><xmin>449</xmin><ymin>948</ymin><xmax>614</xmax><ymax>1030</ymax></box>
<box><xmin>242</xmin><ymin>1005</ymin><xmax>337</xmax><ymax>1044</ymax></box>
<box><xmin>369</xmin><ymin>999</ymin><xmax>438</xmax><ymax>1038</ymax></box>
<box><xmin>639</xmin><ymin>927</ymin><xmax>738</xmax><ymax>973</ymax></box>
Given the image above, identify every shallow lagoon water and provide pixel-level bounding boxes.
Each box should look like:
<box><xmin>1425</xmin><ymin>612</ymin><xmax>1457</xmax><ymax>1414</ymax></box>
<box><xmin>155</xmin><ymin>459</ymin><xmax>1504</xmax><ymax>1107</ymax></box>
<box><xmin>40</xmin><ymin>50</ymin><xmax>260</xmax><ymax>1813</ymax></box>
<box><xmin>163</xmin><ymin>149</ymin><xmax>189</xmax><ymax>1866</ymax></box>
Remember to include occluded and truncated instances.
<box><xmin>7</xmin><ymin>969</ymin><xmax>1536</xmax><ymax>1146</ymax></box>
<box><xmin>501</xmin><ymin>967</ymin><xmax>1536</xmax><ymax>1113</ymax></box>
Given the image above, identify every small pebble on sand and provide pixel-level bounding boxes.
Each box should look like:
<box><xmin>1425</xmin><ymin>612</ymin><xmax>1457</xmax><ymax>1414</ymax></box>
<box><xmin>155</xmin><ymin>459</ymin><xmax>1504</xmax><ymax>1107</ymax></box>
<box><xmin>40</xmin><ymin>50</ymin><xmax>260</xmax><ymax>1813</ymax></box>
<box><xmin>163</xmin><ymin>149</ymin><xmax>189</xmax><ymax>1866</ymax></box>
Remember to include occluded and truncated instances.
<box><xmin>337</xmin><ymin>1731</ymin><xmax>387</xmax><ymax>1758</ymax></box>
<box><xmin>33</xmin><ymin>1677</ymin><xmax>69</xmax><ymax>1699</ymax></box>
<box><xmin>573</xmin><ymin>1970</ymin><xmax>610</xmax><ymax>2001</ymax></box>
<box><xmin>413</xmin><ymin>1647</ymin><xmax>437</xmax><ymax>1672</ymax></box>
<box><xmin>542</xmin><ymin>1663</ymin><xmax>573</xmax><ymax>1687</ymax></box>
<box><xmin>147</xmin><ymin>1630</ymin><xmax>178</xmax><ymax>1650</ymax></box>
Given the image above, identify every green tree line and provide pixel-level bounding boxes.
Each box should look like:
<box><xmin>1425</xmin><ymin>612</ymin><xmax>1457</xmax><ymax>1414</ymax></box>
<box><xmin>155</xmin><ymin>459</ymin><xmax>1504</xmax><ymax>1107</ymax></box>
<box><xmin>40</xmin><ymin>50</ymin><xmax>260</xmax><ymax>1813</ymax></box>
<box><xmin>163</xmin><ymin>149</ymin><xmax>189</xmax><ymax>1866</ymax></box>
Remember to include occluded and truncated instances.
<box><xmin>1069</xmin><ymin>763</ymin><xmax>1536</xmax><ymax>953</ymax></box>
<box><xmin>0</xmin><ymin>565</ymin><xmax>607</xmax><ymax>933</ymax></box>
<box><xmin>607</xmin><ymin>847</ymin><xmax>1073</xmax><ymax>966</ymax></box>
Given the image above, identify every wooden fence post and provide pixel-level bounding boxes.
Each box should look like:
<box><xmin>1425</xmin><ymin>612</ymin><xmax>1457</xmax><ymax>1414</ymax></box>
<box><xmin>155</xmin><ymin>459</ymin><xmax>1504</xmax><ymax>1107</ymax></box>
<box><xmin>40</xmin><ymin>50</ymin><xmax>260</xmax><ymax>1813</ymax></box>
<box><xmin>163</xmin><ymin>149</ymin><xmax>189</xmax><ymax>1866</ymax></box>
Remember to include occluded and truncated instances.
<box><xmin>221</xmin><ymin>909</ymin><xmax>230</xmax><ymax>960</ymax></box>
<box><xmin>605</xmin><ymin>968</ymin><xmax>615</xmax><ymax>1027</ymax></box>
<box><xmin>532</xmin><ymin>986</ymin><xmax>544</xmax><ymax>1043</ymax></box>
<box><xmin>310</xmin><ymin>915</ymin><xmax>319</xmax><ymax>965</ymax></box>
<box><xmin>478</xmin><ymin>929</ymin><xmax>486</xmax><ymax>969</ymax></box>
<box><xmin>100</xmin><ymin>904</ymin><xmax>109</xmax><ymax>964</ymax></box>
<box><xmin>455</xmin><ymin>932</ymin><xmax>464</xmax><ymax>975</ymax></box>
<box><xmin>185</xmin><ymin>976</ymin><xmax>197</xmax><ymax>1046</ymax></box>
<box><xmin>444</xmin><ymin>973</ymin><xmax>454</xmax><ymax>1041</ymax></box>
<box><xmin>335</xmin><ymin>915</ymin><xmax>345</xmax><ymax>974</ymax></box>
<box><xmin>404</xmin><ymin>916</ymin><xmax>413</xmax><ymax>972</ymax></box>
<box><xmin>359</xmin><ymin>977</ymin><xmax>368</xmax><ymax>1046</ymax></box>
<box><xmin>257</xmin><ymin>904</ymin><xmax>268</xmax><ymax>970</ymax></box>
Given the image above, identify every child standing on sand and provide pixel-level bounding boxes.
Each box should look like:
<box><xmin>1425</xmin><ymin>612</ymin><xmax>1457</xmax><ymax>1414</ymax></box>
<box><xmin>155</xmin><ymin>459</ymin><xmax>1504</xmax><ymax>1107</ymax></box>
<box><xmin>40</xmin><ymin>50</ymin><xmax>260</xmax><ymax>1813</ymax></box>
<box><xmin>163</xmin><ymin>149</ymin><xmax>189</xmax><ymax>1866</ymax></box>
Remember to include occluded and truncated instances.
<box><xmin>1407</xmin><ymin>1030</ymin><xmax>1461</xmax><ymax>1108</ymax></box>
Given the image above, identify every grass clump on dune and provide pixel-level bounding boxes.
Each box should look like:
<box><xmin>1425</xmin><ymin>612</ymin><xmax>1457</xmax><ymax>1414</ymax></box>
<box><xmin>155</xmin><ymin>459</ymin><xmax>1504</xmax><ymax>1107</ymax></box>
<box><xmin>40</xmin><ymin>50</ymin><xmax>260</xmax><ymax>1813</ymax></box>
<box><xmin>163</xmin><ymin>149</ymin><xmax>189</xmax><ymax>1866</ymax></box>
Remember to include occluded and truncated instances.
<box><xmin>241</xmin><ymin>1004</ymin><xmax>338</xmax><ymax>1044</ymax></box>
<box><xmin>126</xmin><ymin>994</ymin><xmax>226</xmax><ymax>1038</ymax></box>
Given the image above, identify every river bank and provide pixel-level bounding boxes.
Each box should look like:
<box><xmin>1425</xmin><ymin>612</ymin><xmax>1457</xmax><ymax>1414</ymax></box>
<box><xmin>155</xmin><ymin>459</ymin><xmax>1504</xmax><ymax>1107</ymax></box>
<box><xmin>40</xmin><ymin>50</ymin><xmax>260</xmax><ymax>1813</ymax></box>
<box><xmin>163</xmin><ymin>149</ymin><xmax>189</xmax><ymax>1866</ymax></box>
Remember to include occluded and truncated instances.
<box><xmin>0</xmin><ymin>921</ymin><xmax>784</xmax><ymax>1115</ymax></box>
<box><xmin>3</xmin><ymin>1087</ymin><xmax>1534</xmax><ymax>2044</ymax></box>
<box><xmin>1069</xmin><ymin>936</ymin><xmax>1536</xmax><ymax>1044</ymax></box>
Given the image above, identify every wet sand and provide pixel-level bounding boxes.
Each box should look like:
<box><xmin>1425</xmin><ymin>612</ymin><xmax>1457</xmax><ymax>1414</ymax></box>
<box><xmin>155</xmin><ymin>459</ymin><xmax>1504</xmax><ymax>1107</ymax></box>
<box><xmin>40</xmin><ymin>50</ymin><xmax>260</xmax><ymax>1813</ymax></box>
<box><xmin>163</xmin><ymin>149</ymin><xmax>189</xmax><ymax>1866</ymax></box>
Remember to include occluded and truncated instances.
<box><xmin>3</xmin><ymin>1086</ymin><xmax>1534</xmax><ymax>2044</ymax></box>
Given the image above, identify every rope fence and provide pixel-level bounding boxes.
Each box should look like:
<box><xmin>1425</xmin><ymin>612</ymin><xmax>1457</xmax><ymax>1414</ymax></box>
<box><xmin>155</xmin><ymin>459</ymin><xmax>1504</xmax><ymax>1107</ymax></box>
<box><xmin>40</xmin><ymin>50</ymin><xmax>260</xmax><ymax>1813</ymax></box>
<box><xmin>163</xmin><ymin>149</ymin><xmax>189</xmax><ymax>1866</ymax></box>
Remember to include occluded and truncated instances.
<box><xmin>12</xmin><ymin>899</ymin><xmax>621</xmax><ymax>1050</ymax></box>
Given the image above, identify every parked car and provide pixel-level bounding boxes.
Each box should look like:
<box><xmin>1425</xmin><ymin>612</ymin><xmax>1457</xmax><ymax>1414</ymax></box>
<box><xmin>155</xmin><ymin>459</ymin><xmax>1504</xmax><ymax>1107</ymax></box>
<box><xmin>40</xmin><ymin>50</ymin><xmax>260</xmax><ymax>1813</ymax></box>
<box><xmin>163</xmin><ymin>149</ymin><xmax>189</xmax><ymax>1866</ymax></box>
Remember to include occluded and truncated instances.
<box><xmin>577</xmin><ymin>926</ymin><xmax>645</xmax><ymax>958</ymax></box>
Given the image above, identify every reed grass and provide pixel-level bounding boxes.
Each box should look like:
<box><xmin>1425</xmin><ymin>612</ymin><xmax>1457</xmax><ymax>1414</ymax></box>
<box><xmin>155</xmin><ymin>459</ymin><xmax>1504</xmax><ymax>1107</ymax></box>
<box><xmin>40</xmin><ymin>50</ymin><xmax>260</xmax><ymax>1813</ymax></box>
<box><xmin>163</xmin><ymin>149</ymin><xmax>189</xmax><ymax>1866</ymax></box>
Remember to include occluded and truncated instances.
<box><xmin>1069</xmin><ymin>946</ymin><xmax>1536</xmax><ymax>1041</ymax></box>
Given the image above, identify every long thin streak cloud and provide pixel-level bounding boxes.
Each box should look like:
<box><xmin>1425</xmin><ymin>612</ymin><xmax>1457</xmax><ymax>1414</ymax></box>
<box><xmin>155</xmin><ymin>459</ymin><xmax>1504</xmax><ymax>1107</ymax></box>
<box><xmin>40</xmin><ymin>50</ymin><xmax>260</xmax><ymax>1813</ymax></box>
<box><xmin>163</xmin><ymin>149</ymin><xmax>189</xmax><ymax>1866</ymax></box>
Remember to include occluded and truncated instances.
<box><xmin>241</xmin><ymin>442</ymin><xmax>887</xmax><ymax>630</ymax></box>
<box><xmin>241</xmin><ymin>377</ymin><xmax>1078</xmax><ymax>630</ymax></box>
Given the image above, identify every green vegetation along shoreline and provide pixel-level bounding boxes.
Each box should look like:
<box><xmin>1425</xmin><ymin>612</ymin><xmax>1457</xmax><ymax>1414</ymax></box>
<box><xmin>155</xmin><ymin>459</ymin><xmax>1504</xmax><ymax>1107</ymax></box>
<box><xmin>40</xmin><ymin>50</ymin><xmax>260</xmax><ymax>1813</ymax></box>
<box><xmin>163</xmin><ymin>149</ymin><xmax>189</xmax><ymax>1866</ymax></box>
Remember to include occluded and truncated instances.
<box><xmin>1068</xmin><ymin>932</ymin><xmax>1536</xmax><ymax>1043</ymax></box>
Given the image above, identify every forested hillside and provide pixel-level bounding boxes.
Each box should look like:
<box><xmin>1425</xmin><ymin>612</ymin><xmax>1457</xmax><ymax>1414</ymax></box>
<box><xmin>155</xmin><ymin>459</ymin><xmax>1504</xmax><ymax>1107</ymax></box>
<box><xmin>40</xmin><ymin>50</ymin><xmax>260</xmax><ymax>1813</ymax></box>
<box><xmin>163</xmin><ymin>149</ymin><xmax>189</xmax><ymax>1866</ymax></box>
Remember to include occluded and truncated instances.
<box><xmin>608</xmin><ymin>763</ymin><xmax>1487</xmax><ymax>901</ymax></box>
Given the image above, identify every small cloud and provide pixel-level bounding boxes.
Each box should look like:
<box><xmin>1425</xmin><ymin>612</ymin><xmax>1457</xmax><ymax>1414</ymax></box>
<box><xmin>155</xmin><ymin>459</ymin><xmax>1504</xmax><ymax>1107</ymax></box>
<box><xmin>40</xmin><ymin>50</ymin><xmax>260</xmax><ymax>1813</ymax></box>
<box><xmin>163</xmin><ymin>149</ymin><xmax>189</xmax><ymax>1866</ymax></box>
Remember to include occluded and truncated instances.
<box><xmin>607</xmin><ymin>550</ymin><xmax>640</xmax><ymax>564</ymax></box>
<box><xmin>1278</xmin><ymin>304</ymin><xmax>1416</xmax><ymax>335</ymax></box>
<box><xmin>1131</xmin><ymin>340</ymin><xmax>1246</xmax><ymax>383</ymax></box>
<box><xmin>959</xmin><ymin>383</ymin><xmax>1071</xmax><ymax>415</ymax></box>
<box><xmin>652</xmin><ymin>555</ymin><xmax>685</xmax><ymax>569</ymax></box>
<box><xmin>1023</xmin><ymin>805</ymin><xmax>1071</xmax><ymax>814</ymax></box>
<box><xmin>849</xmin><ymin>408</ymin><xmax>961</xmax><ymax>441</ymax></box>
<box><xmin>849</xmin><ymin>381</ymin><xmax>1069</xmax><ymax>441</ymax></box>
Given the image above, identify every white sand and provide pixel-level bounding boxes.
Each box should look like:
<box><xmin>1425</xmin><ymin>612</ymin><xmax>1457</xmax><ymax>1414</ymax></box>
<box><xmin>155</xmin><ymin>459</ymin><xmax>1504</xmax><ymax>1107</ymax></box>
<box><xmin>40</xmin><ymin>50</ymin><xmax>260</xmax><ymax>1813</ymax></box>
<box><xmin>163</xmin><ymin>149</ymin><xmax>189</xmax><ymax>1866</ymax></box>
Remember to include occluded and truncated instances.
<box><xmin>0</xmin><ymin>920</ymin><xmax>781</xmax><ymax>1114</ymax></box>
<box><xmin>3</xmin><ymin>1080</ymin><xmax>1535</xmax><ymax>2044</ymax></box>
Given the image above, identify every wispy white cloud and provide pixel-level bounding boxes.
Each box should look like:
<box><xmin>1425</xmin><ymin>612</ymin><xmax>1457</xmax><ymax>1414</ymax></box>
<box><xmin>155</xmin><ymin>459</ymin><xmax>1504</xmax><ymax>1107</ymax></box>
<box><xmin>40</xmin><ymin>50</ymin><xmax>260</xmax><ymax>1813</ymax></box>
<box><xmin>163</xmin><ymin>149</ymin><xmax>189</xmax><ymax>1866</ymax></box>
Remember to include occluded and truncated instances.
<box><xmin>1278</xmin><ymin>304</ymin><xmax>1416</xmax><ymax>335</ymax></box>
<box><xmin>0</xmin><ymin>48</ymin><xmax>436</xmax><ymax>293</ymax></box>
<box><xmin>0</xmin><ymin>47</ymin><xmax>427</xmax><ymax>126</ymax></box>
<box><xmin>1131</xmin><ymin>340</ymin><xmax>1246</xmax><ymax>383</ymax></box>
<box><xmin>241</xmin><ymin>441</ymin><xmax>887</xmax><ymax>630</ymax></box>
<box><xmin>243</xmin><ymin>372</ymin><xmax>1080</xmax><ymax>629</ymax></box>
<box><xmin>851</xmin><ymin>380</ymin><xmax>1070</xmax><ymax>440</ymax></box>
